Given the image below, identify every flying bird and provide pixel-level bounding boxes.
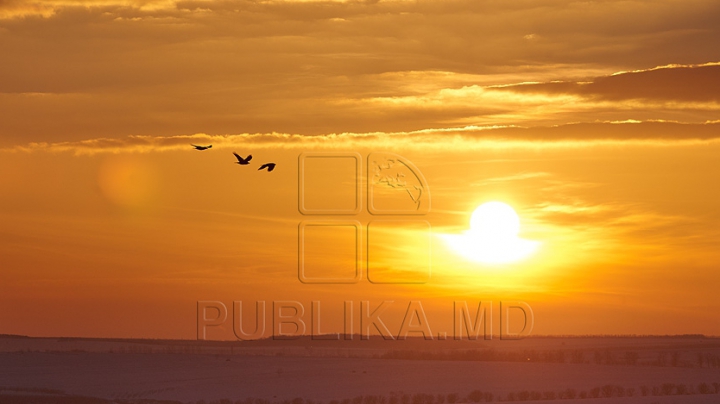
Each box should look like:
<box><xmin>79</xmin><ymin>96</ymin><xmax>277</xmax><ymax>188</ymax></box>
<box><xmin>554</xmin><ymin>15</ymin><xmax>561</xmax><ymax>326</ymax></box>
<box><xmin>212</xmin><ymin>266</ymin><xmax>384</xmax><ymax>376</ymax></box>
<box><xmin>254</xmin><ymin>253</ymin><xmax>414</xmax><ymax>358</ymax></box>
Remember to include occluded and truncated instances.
<box><xmin>191</xmin><ymin>144</ymin><xmax>212</xmax><ymax>151</ymax></box>
<box><xmin>258</xmin><ymin>163</ymin><xmax>276</xmax><ymax>172</ymax></box>
<box><xmin>233</xmin><ymin>153</ymin><xmax>252</xmax><ymax>165</ymax></box>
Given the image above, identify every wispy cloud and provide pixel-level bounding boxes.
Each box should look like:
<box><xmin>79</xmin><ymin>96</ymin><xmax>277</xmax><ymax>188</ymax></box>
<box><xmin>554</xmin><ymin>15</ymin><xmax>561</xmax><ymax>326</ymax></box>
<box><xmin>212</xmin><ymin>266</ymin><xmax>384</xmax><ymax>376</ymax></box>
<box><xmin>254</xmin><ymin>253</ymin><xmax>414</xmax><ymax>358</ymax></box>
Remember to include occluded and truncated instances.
<box><xmin>471</xmin><ymin>172</ymin><xmax>552</xmax><ymax>187</ymax></box>
<box><xmin>4</xmin><ymin>121</ymin><xmax>720</xmax><ymax>155</ymax></box>
<box><xmin>494</xmin><ymin>62</ymin><xmax>720</xmax><ymax>103</ymax></box>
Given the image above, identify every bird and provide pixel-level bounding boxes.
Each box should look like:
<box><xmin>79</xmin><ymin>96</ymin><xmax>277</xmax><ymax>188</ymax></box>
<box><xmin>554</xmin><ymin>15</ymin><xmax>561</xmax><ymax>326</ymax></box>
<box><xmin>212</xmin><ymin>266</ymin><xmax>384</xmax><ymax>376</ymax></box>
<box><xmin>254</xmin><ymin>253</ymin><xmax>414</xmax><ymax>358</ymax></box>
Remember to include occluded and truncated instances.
<box><xmin>258</xmin><ymin>163</ymin><xmax>276</xmax><ymax>172</ymax></box>
<box><xmin>233</xmin><ymin>153</ymin><xmax>252</xmax><ymax>165</ymax></box>
<box><xmin>191</xmin><ymin>144</ymin><xmax>212</xmax><ymax>151</ymax></box>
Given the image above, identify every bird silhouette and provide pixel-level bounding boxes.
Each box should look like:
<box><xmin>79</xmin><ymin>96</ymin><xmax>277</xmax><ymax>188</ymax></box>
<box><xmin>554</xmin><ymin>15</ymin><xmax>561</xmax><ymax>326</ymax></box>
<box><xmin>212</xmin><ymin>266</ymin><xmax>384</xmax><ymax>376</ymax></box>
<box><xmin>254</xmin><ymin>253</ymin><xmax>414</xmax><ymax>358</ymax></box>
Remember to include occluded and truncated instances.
<box><xmin>258</xmin><ymin>163</ymin><xmax>276</xmax><ymax>172</ymax></box>
<box><xmin>191</xmin><ymin>144</ymin><xmax>212</xmax><ymax>151</ymax></box>
<box><xmin>233</xmin><ymin>153</ymin><xmax>252</xmax><ymax>165</ymax></box>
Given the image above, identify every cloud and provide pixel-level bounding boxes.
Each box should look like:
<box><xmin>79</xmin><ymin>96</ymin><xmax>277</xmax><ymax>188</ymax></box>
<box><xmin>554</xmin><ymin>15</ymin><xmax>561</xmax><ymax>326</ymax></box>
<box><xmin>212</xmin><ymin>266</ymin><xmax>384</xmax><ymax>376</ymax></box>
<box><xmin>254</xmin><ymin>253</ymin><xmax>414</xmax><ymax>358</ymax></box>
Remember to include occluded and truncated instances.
<box><xmin>472</xmin><ymin>171</ymin><xmax>551</xmax><ymax>186</ymax></box>
<box><xmin>495</xmin><ymin>63</ymin><xmax>720</xmax><ymax>102</ymax></box>
<box><xmin>4</xmin><ymin>121</ymin><xmax>720</xmax><ymax>155</ymax></box>
<box><xmin>527</xmin><ymin>198</ymin><xmax>712</xmax><ymax>260</ymax></box>
<box><xmin>0</xmin><ymin>0</ymin><xmax>54</xmax><ymax>19</ymax></box>
<box><xmin>2</xmin><ymin>0</ymin><xmax>720</xmax><ymax>145</ymax></box>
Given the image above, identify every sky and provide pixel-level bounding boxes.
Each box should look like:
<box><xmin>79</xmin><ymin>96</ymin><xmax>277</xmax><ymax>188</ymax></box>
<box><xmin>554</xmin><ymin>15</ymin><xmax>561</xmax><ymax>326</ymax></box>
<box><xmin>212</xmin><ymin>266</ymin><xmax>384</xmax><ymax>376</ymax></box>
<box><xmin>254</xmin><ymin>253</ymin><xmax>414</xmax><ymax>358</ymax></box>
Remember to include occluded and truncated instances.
<box><xmin>1</xmin><ymin>0</ymin><xmax>719</xmax><ymax>339</ymax></box>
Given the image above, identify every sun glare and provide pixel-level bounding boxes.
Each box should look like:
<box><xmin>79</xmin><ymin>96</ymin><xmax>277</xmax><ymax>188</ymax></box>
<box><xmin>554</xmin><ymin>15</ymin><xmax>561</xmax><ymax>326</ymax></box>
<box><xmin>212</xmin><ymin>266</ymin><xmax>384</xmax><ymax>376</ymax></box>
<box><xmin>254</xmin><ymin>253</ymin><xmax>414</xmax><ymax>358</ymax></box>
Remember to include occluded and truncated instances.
<box><xmin>443</xmin><ymin>201</ymin><xmax>540</xmax><ymax>265</ymax></box>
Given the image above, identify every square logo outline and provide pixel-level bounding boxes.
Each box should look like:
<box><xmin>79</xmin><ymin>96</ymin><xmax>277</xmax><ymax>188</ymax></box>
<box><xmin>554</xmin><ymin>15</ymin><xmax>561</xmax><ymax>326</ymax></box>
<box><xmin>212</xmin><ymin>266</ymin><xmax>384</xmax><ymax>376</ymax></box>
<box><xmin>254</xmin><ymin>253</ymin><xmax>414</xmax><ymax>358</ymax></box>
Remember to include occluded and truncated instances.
<box><xmin>298</xmin><ymin>220</ymin><xmax>363</xmax><ymax>284</ymax></box>
<box><xmin>298</xmin><ymin>152</ymin><xmax>363</xmax><ymax>215</ymax></box>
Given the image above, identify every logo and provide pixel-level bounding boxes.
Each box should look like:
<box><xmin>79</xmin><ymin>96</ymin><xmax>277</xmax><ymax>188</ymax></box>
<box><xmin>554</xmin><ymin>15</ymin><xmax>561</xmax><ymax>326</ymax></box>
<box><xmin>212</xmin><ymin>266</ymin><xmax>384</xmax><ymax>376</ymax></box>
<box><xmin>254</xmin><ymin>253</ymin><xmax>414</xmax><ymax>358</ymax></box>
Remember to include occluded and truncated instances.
<box><xmin>298</xmin><ymin>152</ymin><xmax>431</xmax><ymax>284</ymax></box>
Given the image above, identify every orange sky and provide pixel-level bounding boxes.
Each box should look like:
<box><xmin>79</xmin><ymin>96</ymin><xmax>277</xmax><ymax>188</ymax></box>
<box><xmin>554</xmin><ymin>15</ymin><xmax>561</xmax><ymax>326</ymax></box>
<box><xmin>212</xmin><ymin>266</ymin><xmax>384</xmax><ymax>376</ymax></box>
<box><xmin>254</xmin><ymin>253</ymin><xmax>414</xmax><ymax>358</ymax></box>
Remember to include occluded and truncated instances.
<box><xmin>1</xmin><ymin>0</ymin><xmax>719</xmax><ymax>339</ymax></box>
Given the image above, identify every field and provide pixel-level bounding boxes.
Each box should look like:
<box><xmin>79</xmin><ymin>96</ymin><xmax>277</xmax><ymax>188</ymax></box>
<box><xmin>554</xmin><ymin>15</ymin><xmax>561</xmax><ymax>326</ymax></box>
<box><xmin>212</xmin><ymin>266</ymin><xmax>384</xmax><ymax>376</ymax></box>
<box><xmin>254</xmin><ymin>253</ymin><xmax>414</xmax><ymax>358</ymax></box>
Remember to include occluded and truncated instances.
<box><xmin>2</xmin><ymin>335</ymin><xmax>720</xmax><ymax>403</ymax></box>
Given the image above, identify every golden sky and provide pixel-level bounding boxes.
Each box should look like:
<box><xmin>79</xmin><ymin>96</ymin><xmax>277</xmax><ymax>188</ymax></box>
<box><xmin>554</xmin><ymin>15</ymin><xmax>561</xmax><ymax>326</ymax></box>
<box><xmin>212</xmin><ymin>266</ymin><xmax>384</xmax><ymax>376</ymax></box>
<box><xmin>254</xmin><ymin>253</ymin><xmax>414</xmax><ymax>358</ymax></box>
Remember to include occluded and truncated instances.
<box><xmin>1</xmin><ymin>0</ymin><xmax>719</xmax><ymax>339</ymax></box>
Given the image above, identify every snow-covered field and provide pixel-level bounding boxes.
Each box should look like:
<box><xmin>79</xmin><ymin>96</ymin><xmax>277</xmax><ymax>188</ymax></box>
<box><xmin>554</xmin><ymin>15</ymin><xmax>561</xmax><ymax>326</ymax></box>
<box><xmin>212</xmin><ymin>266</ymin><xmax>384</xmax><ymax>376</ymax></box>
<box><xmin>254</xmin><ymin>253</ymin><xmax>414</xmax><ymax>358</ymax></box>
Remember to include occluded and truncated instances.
<box><xmin>1</xmin><ymin>336</ymin><xmax>719</xmax><ymax>403</ymax></box>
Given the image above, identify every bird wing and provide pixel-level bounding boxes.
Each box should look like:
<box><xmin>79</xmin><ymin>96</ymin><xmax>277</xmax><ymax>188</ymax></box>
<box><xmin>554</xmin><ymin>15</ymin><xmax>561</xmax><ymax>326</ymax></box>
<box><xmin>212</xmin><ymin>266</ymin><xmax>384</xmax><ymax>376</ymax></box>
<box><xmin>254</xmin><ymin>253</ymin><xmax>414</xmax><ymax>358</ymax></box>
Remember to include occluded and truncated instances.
<box><xmin>246</xmin><ymin>154</ymin><xmax>253</xmax><ymax>162</ymax></box>
<box><xmin>233</xmin><ymin>152</ymin><xmax>242</xmax><ymax>162</ymax></box>
<box><xmin>258</xmin><ymin>164</ymin><xmax>269</xmax><ymax>170</ymax></box>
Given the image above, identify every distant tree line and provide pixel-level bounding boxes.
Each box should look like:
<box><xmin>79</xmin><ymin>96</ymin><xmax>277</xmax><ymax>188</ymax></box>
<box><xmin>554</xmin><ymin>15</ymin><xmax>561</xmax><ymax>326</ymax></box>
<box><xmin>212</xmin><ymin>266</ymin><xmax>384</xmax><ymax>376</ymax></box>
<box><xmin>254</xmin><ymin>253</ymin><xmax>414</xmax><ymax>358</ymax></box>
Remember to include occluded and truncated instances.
<box><xmin>187</xmin><ymin>381</ymin><xmax>720</xmax><ymax>404</ymax></box>
<box><xmin>376</xmin><ymin>348</ymin><xmax>720</xmax><ymax>368</ymax></box>
<box><xmin>2</xmin><ymin>381</ymin><xmax>720</xmax><ymax>404</ymax></box>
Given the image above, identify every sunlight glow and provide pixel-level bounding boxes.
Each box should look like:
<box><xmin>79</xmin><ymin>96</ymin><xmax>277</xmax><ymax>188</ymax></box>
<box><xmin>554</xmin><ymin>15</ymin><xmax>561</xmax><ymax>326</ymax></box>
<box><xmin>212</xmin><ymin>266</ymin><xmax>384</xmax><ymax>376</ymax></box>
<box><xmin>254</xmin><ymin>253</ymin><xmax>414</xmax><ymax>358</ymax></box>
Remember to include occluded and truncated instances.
<box><xmin>442</xmin><ymin>201</ymin><xmax>540</xmax><ymax>265</ymax></box>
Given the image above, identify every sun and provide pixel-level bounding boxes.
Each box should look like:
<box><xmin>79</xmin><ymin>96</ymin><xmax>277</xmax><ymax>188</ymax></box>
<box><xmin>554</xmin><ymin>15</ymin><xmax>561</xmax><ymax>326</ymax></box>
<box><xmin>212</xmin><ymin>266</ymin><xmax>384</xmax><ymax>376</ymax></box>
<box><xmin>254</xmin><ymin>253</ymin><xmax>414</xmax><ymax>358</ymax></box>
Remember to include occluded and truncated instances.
<box><xmin>442</xmin><ymin>201</ymin><xmax>540</xmax><ymax>265</ymax></box>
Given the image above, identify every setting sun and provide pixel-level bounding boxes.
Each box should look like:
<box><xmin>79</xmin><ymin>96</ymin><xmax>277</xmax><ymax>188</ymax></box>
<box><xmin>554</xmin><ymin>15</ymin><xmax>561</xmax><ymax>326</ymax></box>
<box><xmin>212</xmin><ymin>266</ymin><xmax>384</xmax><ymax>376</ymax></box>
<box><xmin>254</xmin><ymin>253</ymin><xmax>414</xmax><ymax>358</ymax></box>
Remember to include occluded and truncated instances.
<box><xmin>442</xmin><ymin>201</ymin><xmax>540</xmax><ymax>265</ymax></box>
